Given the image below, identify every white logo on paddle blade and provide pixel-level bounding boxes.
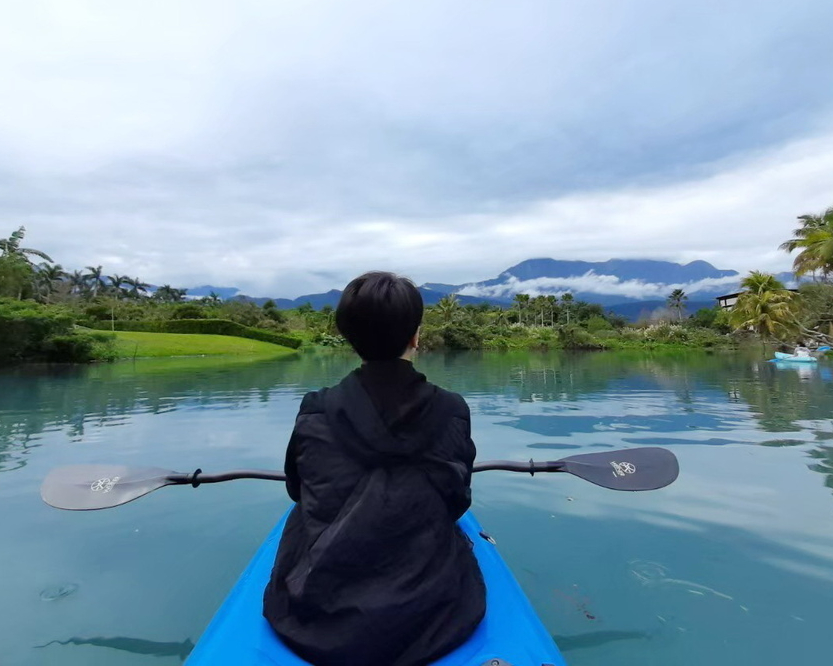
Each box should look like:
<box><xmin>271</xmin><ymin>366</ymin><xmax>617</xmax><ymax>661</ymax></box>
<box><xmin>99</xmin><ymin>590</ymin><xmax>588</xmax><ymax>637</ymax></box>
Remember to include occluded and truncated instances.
<box><xmin>90</xmin><ymin>476</ymin><xmax>120</xmax><ymax>493</ymax></box>
<box><xmin>610</xmin><ymin>461</ymin><xmax>636</xmax><ymax>477</ymax></box>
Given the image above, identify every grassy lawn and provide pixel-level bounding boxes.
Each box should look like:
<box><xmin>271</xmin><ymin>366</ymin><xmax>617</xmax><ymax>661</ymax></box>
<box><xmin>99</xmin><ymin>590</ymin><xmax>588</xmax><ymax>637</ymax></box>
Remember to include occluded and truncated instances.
<box><xmin>112</xmin><ymin>331</ymin><xmax>297</xmax><ymax>358</ymax></box>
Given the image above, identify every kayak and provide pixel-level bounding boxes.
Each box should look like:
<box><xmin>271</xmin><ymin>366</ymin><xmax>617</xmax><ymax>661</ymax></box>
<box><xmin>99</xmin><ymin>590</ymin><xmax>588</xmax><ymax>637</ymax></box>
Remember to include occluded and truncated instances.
<box><xmin>186</xmin><ymin>508</ymin><xmax>566</xmax><ymax>665</ymax></box>
<box><xmin>773</xmin><ymin>351</ymin><xmax>818</xmax><ymax>363</ymax></box>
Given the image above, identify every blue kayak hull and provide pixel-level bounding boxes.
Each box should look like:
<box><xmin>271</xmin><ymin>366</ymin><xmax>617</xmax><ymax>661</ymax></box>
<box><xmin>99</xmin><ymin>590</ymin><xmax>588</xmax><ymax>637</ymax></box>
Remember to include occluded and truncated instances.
<box><xmin>187</xmin><ymin>509</ymin><xmax>566</xmax><ymax>665</ymax></box>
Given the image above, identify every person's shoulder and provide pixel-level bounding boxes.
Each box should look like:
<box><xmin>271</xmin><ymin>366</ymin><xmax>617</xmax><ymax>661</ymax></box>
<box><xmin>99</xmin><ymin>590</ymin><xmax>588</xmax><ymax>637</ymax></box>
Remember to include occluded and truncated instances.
<box><xmin>431</xmin><ymin>384</ymin><xmax>471</xmax><ymax>420</ymax></box>
<box><xmin>297</xmin><ymin>387</ymin><xmax>330</xmax><ymax>415</ymax></box>
<box><xmin>297</xmin><ymin>370</ymin><xmax>359</xmax><ymax>414</ymax></box>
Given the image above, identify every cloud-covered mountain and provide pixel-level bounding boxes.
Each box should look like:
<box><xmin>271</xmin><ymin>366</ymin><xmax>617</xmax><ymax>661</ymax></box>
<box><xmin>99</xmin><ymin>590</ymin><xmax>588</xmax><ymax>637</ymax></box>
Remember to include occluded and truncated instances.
<box><xmin>439</xmin><ymin>258</ymin><xmax>795</xmax><ymax>306</ymax></box>
<box><xmin>191</xmin><ymin>257</ymin><xmax>797</xmax><ymax>313</ymax></box>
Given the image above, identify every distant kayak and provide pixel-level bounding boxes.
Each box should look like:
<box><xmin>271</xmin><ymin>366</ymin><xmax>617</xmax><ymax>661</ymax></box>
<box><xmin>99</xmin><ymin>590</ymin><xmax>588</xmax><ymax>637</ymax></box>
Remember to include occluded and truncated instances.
<box><xmin>773</xmin><ymin>351</ymin><xmax>818</xmax><ymax>363</ymax></box>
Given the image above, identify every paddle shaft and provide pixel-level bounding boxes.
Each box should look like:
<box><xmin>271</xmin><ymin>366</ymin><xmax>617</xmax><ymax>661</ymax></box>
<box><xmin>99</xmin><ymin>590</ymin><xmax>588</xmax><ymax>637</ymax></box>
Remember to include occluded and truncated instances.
<box><xmin>177</xmin><ymin>462</ymin><xmax>561</xmax><ymax>486</ymax></box>
<box><xmin>171</xmin><ymin>469</ymin><xmax>288</xmax><ymax>487</ymax></box>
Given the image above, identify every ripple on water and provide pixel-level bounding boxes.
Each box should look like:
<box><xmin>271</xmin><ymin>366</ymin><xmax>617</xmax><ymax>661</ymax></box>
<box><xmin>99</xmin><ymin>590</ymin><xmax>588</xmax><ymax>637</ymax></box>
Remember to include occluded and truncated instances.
<box><xmin>39</xmin><ymin>583</ymin><xmax>79</xmax><ymax>601</ymax></box>
<box><xmin>629</xmin><ymin>560</ymin><xmax>734</xmax><ymax>600</ymax></box>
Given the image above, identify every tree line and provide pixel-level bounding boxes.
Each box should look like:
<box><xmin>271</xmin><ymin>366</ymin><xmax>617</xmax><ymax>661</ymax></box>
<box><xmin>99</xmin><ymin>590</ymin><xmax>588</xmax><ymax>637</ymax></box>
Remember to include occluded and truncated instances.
<box><xmin>2</xmin><ymin>203</ymin><xmax>832</xmax><ymax>357</ymax></box>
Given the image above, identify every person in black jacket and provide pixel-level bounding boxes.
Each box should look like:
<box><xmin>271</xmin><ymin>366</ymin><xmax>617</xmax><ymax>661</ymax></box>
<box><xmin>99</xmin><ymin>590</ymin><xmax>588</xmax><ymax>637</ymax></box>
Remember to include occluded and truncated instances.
<box><xmin>263</xmin><ymin>271</ymin><xmax>486</xmax><ymax>666</ymax></box>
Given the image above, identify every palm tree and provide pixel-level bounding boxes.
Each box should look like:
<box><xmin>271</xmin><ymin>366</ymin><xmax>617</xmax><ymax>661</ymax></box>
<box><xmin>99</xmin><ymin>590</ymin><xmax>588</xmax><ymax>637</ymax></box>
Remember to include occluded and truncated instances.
<box><xmin>513</xmin><ymin>293</ymin><xmax>530</xmax><ymax>326</ymax></box>
<box><xmin>779</xmin><ymin>206</ymin><xmax>833</xmax><ymax>279</ymax></box>
<box><xmin>667</xmin><ymin>289</ymin><xmax>688</xmax><ymax>320</ymax></box>
<box><xmin>154</xmin><ymin>284</ymin><xmax>187</xmax><ymax>302</ymax></box>
<box><xmin>68</xmin><ymin>270</ymin><xmax>88</xmax><ymax>297</ymax></box>
<box><xmin>125</xmin><ymin>277</ymin><xmax>150</xmax><ymax>299</ymax></box>
<box><xmin>0</xmin><ymin>226</ymin><xmax>53</xmax><ymax>265</ymax></box>
<box><xmin>108</xmin><ymin>274</ymin><xmax>130</xmax><ymax>299</ymax></box>
<box><xmin>34</xmin><ymin>263</ymin><xmax>67</xmax><ymax>302</ymax></box>
<box><xmin>436</xmin><ymin>295</ymin><xmax>461</xmax><ymax>324</ymax></box>
<box><xmin>729</xmin><ymin>271</ymin><xmax>798</xmax><ymax>340</ymax></box>
<box><xmin>546</xmin><ymin>295</ymin><xmax>557</xmax><ymax>326</ymax></box>
<box><xmin>84</xmin><ymin>265</ymin><xmax>107</xmax><ymax>298</ymax></box>
<box><xmin>560</xmin><ymin>292</ymin><xmax>574</xmax><ymax>324</ymax></box>
<box><xmin>531</xmin><ymin>295</ymin><xmax>548</xmax><ymax>327</ymax></box>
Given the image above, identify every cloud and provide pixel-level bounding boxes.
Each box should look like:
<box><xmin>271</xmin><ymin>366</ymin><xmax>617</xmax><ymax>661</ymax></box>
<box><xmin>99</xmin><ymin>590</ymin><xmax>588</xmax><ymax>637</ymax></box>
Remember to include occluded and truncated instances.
<box><xmin>6</xmin><ymin>125</ymin><xmax>833</xmax><ymax>297</ymax></box>
<box><xmin>2</xmin><ymin>1</ymin><xmax>833</xmax><ymax>296</ymax></box>
<box><xmin>457</xmin><ymin>273</ymin><xmax>744</xmax><ymax>301</ymax></box>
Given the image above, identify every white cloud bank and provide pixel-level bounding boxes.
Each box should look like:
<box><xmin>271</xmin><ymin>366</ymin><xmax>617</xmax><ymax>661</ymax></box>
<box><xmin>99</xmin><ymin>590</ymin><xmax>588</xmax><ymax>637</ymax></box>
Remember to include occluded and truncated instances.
<box><xmin>10</xmin><ymin>126</ymin><xmax>833</xmax><ymax>297</ymax></box>
<box><xmin>457</xmin><ymin>273</ymin><xmax>745</xmax><ymax>300</ymax></box>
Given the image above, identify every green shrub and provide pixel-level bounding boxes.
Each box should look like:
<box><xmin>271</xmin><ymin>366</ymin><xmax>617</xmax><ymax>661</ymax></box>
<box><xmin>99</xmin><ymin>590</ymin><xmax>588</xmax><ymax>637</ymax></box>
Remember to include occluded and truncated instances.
<box><xmin>43</xmin><ymin>334</ymin><xmax>89</xmax><ymax>362</ymax></box>
<box><xmin>83</xmin><ymin>303</ymin><xmax>111</xmax><ymax>321</ymax></box>
<box><xmin>687</xmin><ymin>327</ymin><xmax>728</xmax><ymax>349</ymax></box>
<box><xmin>642</xmin><ymin>323</ymin><xmax>689</xmax><ymax>343</ymax></box>
<box><xmin>262</xmin><ymin>301</ymin><xmax>287</xmax><ymax>324</ymax></box>
<box><xmin>483</xmin><ymin>335</ymin><xmax>516</xmax><ymax>351</ymax></box>
<box><xmin>0</xmin><ymin>299</ymin><xmax>74</xmax><ymax>363</ymax></box>
<box><xmin>219</xmin><ymin>301</ymin><xmax>265</xmax><ymax>327</ymax></box>
<box><xmin>313</xmin><ymin>332</ymin><xmax>347</xmax><ymax>347</ymax></box>
<box><xmin>417</xmin><ymin>325</ymin><xmax>444</xmax><ymax>351</ymax></box>
<box><xmin>170</xmin><ymin>303</ymin><xmax>207</xmax><ymax>320</ymax></box>
<box><xmin>0</xmin><ymin>299</ymin><xmax>119</xmax><ymax>364</ymax></box>
<box><xmin>557</xmin><ymin>325</ymin><xmax>605</xmax><ymax>350</ymax></box>
<box><xmin>529</xmin><ymin>327</ymin><xmax>558</xmax><ymax>350</ymax></box>
<box><xmin>585</xmin><ymin>315</ymin><xmax>614</xmax><ymax>333</ymax></box>
<box><xmin>441</xmin><ymin>323</ymin><xmax>484</xmax><ymax>350</ymax></box>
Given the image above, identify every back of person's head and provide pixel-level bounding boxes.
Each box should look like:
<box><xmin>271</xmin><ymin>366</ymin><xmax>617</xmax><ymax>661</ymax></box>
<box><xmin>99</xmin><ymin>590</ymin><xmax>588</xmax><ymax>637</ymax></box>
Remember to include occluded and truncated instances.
<box><xmin>336</xmin><ymin>271</ymin><xmax>423</xmax><ymax>360</ymax></box>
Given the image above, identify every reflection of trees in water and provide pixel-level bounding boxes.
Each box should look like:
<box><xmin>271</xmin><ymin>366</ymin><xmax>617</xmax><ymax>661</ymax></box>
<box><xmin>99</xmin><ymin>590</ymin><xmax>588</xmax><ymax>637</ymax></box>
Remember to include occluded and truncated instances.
<box><xmin>419</xmin><ymin>349</ymin><xmax>747</xmax><ymax>404</ymax></box>
<box><xmin>731</xmin><ymin>362</ymin><xmax>833</xmax><ymax>432</ymax></box>
<box><xmin>3</xmin><ymin>350</ymin><xmax>833</xmax><ymax>489</ymax></box>
<box><xmin>808</xmin><ymin>445</ymin><xmax>833</xmax><ymax>492</ymax></box>
<box><xmin>0</xmin><ymin>353</ymin><xmax>350</xmax><ymax>472</ymax></box>
<box><xmin>36</xmin><ymin>635</ymin><xmax>194</xmax><ymax>662</ymax></box>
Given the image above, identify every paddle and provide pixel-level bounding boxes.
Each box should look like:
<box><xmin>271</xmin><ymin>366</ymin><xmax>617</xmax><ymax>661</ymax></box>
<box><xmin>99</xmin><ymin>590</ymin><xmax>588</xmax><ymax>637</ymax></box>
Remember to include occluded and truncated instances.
<box><xmin>40</xmin><ymin>446</ymin><xmax>678</xmax><ymax>511</ymax></box>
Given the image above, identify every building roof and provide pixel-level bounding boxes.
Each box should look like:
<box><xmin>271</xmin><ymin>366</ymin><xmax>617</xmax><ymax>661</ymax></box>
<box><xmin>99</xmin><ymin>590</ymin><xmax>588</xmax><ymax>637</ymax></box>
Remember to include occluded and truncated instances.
<box><xmin>716</xmin><ymin>288</ymin><xmax>799</xmax><ymax>301</ymax></box>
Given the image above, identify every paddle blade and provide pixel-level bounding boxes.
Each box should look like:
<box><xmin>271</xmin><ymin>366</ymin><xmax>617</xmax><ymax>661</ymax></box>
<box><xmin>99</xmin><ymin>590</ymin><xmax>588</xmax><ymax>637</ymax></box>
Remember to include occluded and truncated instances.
<box><xmin>557</xmin><ymin>447</ymin><xmax>679</xmax><ymax>491</ymax></box>
<box><xmin>41</xmin><ymin>465</ymin><xmax>177</xmax><ymax>510</ymax></box>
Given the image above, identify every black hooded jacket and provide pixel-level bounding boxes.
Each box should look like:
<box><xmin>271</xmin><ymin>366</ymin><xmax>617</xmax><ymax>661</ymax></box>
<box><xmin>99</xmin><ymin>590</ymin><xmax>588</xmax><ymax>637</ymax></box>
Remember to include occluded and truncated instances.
<box><xmin>263</xmin><ymin>360</ymin><xmax>486</xmax><ymax>666</ymax></box>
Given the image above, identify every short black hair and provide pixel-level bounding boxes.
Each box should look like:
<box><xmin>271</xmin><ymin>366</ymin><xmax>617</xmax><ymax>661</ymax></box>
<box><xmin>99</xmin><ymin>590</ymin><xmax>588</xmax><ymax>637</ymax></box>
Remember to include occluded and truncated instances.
<box><xmin>336</xmin><ymin>272</ymin><xmax>423</xmax><ymax>360</ymax></box>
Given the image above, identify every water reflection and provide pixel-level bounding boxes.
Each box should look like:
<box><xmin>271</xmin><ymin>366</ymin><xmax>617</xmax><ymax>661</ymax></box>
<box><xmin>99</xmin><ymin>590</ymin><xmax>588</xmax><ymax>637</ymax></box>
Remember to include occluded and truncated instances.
<box><xmin>553</xmin><ymin>630</ymin><xmax>649</xmax><ymax>652</ymax></box>
<box><xmin>2</xmin><ymin>350</ymin><xmax>832</xmax><ymax>491</ymax></box>
<box><xmin>0</xmin><ymin>354</ymin><xmax>335</xmax><ymax>472</ymax></box>
<box><xmin>808</xmin><ymin>446</ymin><xmax>833</xmax><ymax>491</ymax></box>
<box><xmin>36</xmin><ymin>636</ymin><xmax>194</xmax><ymax>662</ymax></box>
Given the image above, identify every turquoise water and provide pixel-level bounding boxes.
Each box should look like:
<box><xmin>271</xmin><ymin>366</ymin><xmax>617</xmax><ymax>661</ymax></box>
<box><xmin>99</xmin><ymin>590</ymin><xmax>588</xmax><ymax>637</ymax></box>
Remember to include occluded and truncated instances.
<box><xmin>1</xmin><ymin>350</ymin><xmax>832</xmax><ymax>665</ymax></box>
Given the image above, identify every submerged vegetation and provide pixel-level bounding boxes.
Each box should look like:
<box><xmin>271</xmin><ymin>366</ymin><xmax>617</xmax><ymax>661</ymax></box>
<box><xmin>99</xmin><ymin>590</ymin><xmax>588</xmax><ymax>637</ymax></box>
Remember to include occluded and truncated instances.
<box><xmin>2</xmin><ymin>205</ymin><xmax>833</xmax><ymax>364</ymax></box>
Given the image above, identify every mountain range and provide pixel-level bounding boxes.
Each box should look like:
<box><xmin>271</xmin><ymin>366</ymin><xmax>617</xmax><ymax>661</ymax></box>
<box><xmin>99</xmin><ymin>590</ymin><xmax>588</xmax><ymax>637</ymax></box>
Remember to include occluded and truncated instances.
<box><xmin>184</xmin><ymin>258</ymin><xmax>796</xmax><ymax>320</ymax></box>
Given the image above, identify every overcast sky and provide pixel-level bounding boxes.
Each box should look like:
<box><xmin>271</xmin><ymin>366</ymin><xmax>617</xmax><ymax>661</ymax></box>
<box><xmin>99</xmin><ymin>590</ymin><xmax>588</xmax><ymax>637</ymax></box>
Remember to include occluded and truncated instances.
<box><xmin>2</xmin><ymin>0</ymin><xmax>833</xmax><ymax>297</ymax></box>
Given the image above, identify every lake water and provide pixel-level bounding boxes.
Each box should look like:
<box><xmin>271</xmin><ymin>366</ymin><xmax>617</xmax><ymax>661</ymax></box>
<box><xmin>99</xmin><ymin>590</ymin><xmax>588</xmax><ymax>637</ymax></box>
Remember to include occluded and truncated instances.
<box><xmin>1</xmin><ymin>350</ymin><xmax>832</xmax><ymax>665</ymax></box>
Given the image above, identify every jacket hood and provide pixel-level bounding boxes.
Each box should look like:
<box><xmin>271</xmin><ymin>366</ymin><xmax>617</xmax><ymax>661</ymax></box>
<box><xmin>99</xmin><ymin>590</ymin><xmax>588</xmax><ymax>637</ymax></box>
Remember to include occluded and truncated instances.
<box><xmin>324</xmin><ymin>363</ymin><xmax>442</xmax><ymax>464</ymax></box>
